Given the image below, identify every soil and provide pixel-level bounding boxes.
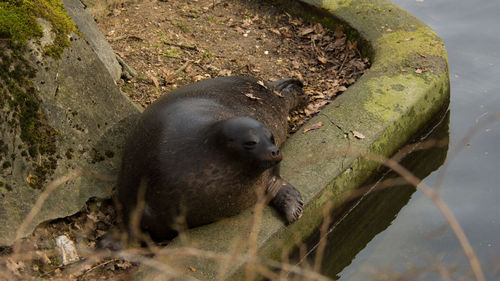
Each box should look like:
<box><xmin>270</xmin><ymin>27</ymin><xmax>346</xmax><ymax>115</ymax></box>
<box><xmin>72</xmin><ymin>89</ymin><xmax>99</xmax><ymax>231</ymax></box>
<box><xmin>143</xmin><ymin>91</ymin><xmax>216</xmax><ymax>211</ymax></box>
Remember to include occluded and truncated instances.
<box><xmin>0</xmin><ymin>0</ymin><xmax>369</xmax><ymax>280</ymax></box>
<box><xmin>98</xmin><ymin>0</ymin><xmax>369</xmax><ymax>131</ymax></box>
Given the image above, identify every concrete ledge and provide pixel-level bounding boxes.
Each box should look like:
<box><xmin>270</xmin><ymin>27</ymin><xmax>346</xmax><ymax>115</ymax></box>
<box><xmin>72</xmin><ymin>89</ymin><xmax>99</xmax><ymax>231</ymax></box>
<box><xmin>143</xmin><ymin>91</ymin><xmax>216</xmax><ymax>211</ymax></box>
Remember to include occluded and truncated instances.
<box><xmin>136</xmin><ymin>0</ymin><xmax>449</xmax><ymax>280</ymax></box>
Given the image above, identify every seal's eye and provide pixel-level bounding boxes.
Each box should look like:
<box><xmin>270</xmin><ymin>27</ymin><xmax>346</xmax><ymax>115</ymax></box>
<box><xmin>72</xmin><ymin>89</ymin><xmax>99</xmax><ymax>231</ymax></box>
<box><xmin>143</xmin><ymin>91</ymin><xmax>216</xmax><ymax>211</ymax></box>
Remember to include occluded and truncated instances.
<box><xmin>243</xmin><ymin>141</ymin><xmax>257</xmax><ymax>150</ymax></box>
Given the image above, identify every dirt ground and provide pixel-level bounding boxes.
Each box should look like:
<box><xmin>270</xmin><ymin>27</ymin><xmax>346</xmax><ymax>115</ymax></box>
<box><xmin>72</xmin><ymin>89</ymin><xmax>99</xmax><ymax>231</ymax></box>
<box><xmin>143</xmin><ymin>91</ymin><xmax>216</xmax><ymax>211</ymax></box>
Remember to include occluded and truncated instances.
<box><xmin>98</xmin><ymin>0</ymin><xmax>369</xmax><ymax>131</ymax></box>
<box><xmin>0</xmin><ymin>0</ymin><xmax>369</xmax><ymax>280</ymax></box>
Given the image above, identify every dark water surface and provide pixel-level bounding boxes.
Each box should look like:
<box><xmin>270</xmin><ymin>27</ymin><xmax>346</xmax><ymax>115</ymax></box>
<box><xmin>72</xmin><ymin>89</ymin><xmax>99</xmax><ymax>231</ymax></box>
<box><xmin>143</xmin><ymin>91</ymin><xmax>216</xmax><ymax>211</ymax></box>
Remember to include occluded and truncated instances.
<box><xmin>299</xmin><ymin>0</ymin><xmax>500</xmax><ymax>280</ymax></box>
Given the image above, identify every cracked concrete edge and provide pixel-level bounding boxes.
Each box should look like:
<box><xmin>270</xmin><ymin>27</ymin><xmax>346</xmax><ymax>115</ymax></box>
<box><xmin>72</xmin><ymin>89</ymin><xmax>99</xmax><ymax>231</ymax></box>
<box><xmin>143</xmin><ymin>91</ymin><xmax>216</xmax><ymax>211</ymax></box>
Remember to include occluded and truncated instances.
<box><xmin>135</xmin><ymin>0</ymin><xmax>450</xmax><ymax>280</ymax></box>
<box><xmin>63</xmin><ymin>0</ymin><xmax>122</xmax><ymax>82</ymax></box>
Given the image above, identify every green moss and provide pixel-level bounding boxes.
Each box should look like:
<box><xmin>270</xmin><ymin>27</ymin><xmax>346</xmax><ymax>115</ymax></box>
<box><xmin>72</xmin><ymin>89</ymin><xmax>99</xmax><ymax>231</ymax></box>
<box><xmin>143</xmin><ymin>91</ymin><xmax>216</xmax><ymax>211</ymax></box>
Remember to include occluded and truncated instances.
<box><xmin>30</xmin><ymin>156</ymin><xmax>57</xmax><ymax>189</ymax></box>
<box><xmin>91</xmin><ymin>148</ymin><xmax>105</xmax><ymax>163</ymax></box>
<box><xmin>0</xmin><ymin>0</ymin><xmax>77</xmax><ymax>58</ymax></box>
<box><xmin>2</xmin><ymin>161</ymin><xmax>11</xmax><ymax>169</ymax></box>
<box><xmin>0</xmin><ymin>0</ymin><xmax>78</xmax><ymax>190</ymax></box>
<box><xmin>0</xmin><ymin>1</ymin><xmax>43</xmax><ymax>45</ymax></box>
<box><xmin>65</xmin><ymin>148</ymin><xmax>73</xmax><ymax>159</ymax></box>
<box><xmin>104</xmin><ymin>150</ymin><xmax>114</xmax><ymax>158</ymax></box>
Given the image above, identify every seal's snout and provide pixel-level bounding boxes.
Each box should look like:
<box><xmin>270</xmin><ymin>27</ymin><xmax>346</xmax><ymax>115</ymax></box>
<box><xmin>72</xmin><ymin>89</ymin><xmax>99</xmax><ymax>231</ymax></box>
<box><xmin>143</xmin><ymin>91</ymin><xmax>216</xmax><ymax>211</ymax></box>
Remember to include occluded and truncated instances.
<box><xmin>271</xmin><ymin>148</ymin><xmax>281</xmax><ymax>158</ymax></box>
<box><xmin>267</xmin><ymin>146</ymin><xmax>282</xmax><ymax>163</ymax></box>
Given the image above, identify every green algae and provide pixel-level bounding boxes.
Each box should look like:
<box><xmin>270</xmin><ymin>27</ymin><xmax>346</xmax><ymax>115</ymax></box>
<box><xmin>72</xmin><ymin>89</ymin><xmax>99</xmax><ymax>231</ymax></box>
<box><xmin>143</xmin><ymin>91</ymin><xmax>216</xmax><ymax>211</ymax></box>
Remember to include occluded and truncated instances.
<box><xmin>363</xmin><ymin>74</ymin><xmax>428</xmax><ymax>122</ymax></box>
<box><xmin>372</xmin><ymin>28</ymin><xmax>448</xmax><ymax>73</ymax></box>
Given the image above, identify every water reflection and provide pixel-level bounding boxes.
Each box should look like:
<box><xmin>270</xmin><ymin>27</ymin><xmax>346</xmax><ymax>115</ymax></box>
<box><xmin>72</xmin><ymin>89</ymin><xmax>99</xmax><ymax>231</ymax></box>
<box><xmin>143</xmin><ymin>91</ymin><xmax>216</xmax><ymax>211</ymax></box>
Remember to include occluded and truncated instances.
<box><xmin>293</xmin><ymin>111</ymin><xmax>450</xmax><ymax>279</ymax></box>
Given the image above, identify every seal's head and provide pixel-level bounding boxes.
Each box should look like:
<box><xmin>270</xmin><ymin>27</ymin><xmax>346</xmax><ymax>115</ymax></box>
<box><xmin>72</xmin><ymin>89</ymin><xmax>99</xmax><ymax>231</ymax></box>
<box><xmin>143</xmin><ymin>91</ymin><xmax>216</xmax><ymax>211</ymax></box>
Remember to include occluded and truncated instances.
<box><xmin>217</xmin><ymin>117</ymin><xmax>281</xmax><ymax>170</ymax></box>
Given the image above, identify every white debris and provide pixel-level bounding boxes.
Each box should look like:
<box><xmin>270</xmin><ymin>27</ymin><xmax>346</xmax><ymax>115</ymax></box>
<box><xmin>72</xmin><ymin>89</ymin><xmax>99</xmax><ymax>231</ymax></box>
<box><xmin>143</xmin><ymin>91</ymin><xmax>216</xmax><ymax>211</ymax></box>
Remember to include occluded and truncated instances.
<box><xmin>55</xmin><ymin>235</ymin><xmax>79</xmax><ymax>265</ymax></box>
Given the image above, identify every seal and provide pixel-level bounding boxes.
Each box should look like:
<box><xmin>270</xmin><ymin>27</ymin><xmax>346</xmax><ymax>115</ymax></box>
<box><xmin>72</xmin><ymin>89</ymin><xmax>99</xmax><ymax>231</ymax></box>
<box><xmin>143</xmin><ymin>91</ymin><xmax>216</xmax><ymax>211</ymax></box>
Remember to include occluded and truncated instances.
<box><xmin>116</xmin><ymin>76</ymin><xmax>304</xmax><ymax>241</ymax></box>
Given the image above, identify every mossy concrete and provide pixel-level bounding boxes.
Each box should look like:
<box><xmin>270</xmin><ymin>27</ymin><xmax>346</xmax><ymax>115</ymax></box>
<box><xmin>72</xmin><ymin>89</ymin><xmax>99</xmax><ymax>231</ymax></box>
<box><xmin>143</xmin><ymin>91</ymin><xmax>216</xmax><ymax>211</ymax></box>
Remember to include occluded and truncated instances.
<box><xmin>137</xmin><ymin>0</ymin><xmax>449</xmax><ymax>279</ymax></box>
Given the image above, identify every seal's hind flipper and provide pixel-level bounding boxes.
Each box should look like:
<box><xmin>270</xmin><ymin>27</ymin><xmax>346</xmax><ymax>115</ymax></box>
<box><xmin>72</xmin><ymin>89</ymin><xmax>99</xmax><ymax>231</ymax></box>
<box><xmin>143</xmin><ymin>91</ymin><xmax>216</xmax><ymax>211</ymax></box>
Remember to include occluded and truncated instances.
<box><xmin>268</xmin><ymin>78</ymin><xmax>303</xmax><ymax>91</ymax></box>
<box><xmin>267</xmin><ymin>176</ymin><xmax>304</xmax><ymax>224</ymax></box>
<box><xmin>269</xmin><ymin>78</ymin><xmax>305</xmax><ymax>110</ymax></box>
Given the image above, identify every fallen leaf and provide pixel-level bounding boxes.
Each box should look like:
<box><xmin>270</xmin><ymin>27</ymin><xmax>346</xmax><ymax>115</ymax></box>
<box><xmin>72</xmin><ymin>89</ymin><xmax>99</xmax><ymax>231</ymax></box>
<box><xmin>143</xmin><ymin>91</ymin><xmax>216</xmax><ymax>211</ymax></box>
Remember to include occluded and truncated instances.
<box><xmin>334</xmin><ymin>25</ymin><xmax>344</xmax><ymax>38</ymax></box>
<box><xmin>299</xmin><ymin>27</ymin><xmax>314</xmax><ymax>36</ymax></box>
<box><xmin>234</xmin><ymin>26</ymin><xmax>245</xmax><ymax>34</ymax></box>
<box><xmin>6</xmin><ymin>258</ymin><xmax>25</xmax><ymax>277</ymax></box>
<box><xmin>347</xmin><ymin>40</ymin><xmax>358</xmax><ymax>50</ymax></box>
<box><xmin>303</xmin><ymin>121</ymin><xmax>323</xmax><ymax>133</ymax></box>
<box><xmin>160</xmin><ymin>68</ymin><xmax>175</xmax><ymax>83</ymax></box>
<box><xmin>269</xmin><ymin>28</ymin><xmax>281</xmax><ymax>35</ymax></box>
<box><xmin>352</xmin><ymin>130</ymin><xmax>365</xmax><ymax>139</ymax></box>
<box><xmin>242</xmin><ymin>18</ymin><xmax>253</xmax><ymax>27</ymax></box>
<box><xmin>273</xmin><ymin>90</ymin><xmax>284</xmax><ymax>98</ymax></box>
<box><xmin>116</xmin><ymin>260</ymin><xmax>132</xmax><ymax>269</ymax></box>
<box><xmin>218</xmin><ymin>69</ymin><xmax>232</xmax><ymax>76</ymax></box>
<box><xmin>415</xmin><ymin>68</ymin><xmax>423</xmax><ymax>74</ymax></box>
<box><xmin>291</xmin><ymin>71</ymin><xmax>304</xmax><ymax>82</ymax></box>
<box><xmin>338</xmin><ymin>85</ymin><xmax>348</xmax><ymax>92</ymax></box>
<box><xmin>256</xmin><ymin>80</ymin><xmax>267</xmax><ymax>89</ymax></box>
<box><xmin>26</xmin><ymin>174</ymin><xmax>33</xmax><ymax>183</ymax></box>
<box><xmin>188</xmin><ymin>266</ymin><xmax>197</xmax><ymax>272</ymax></box>
<box><xmin>317</xmin><ymin>56</ymin><xmax>327</xmax><ymax>64</ymax></box>
<box><xmin>245</xmin><ymin>93</ymin><xmax>262</xmax><ymax>101</ymax></box>
<box><xmin>34</xmin><ymin>251</ymin><xmax>51</xmax><ymax>264</ymax></box>
<box><xmin>148</xmin><ymin>73</ymin><xmax>160</xmax><ymax>88</ymax></box>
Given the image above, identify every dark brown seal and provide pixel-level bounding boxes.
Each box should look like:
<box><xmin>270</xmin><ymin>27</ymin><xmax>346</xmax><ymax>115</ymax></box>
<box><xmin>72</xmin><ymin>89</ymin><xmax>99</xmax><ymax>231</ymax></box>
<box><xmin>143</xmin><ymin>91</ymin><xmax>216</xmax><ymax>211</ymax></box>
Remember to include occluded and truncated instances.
<box><xmin>116</xmin><ymin>76</ymin><xmax>304</xmax><ymax>241</ymax></box>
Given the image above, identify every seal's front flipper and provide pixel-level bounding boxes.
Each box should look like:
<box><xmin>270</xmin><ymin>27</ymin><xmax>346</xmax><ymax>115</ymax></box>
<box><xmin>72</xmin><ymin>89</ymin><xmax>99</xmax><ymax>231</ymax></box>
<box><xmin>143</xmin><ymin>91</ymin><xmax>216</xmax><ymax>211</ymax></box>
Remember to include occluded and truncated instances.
<box><xmin>267</xmin><ymin>176</ymin><xmax>304</xmax><ymax>224</ymax></box>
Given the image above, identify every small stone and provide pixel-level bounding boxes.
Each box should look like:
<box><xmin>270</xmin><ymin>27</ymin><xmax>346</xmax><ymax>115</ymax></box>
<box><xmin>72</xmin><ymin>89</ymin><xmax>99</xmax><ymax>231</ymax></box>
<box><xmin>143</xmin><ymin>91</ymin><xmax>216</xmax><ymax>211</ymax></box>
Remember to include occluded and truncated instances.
<box><xmin>55</xmin><ymin>235</ymin><xmax>79</xmax><ymax>265</ymax></box>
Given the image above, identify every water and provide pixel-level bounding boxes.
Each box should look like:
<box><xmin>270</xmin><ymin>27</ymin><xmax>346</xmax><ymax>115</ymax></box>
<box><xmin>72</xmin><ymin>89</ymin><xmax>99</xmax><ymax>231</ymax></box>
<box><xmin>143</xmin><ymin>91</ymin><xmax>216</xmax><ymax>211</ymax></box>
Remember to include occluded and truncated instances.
<box><xmin>300</xmin><ymin>0</ymin><xmax>500</xmax><ymax>280</ymax></box>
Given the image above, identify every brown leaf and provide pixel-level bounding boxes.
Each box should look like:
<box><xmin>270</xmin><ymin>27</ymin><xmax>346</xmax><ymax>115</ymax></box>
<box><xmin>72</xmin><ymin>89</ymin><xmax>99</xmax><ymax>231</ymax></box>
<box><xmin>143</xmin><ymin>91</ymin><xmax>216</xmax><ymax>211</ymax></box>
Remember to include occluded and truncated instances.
<box><xmin>347</xmin><ymin>40</ymin><xmax>358</xmax><ymax>50</ymax></box>
<box><xmin>334</xmin><ymin>25</ymin><xmax>344</xmax><ymax>38</ymax></box>
<box><xmin>218</xmin><ymin>69</ymin><xmax>232</xmax><ymax>76</ymax></box>
<box><xmin>116</xmin><ymin>261</ymin><xmax>132</xmax><ymax>269</ymax></box>
<box><xmin>269</xmin><ymin>28</ymin><xmax>281</xmax><ymax>35</ymax></box>
<box><xmin>317</xmin><ymin>56</ymin><xmax>327</xmax><ymax>64</ymax></box>
<box><xmin>415</xmin><ymin>68</ymin><xmax>423</xmax><ymax>74</ymax></box>
<box><xmin>352</xmin><ymin>130</ymin><xmax>365</xmax><ymax>139</ymax></box>
<box><xmin>273</xmin><ymin>90</ymin><xmax>284</xmax><ymax>98</ymax></box>
<box><xmin>188</xmin><ymin>266</ymin><xmax>197</xmax><ymax>272</ymax></box>
<box><xmin>34</xmin><ymin>251</ymin><xmax>51</xmax><ymax>264</ymax></box>
<box><xmin>245</xmin><ymin>93</ymin><xmax>262</xmax><ymax>101</ymax></box>
<box><xmin>303</xmin><ymin>121</ymin><xmax>323</xmax><ymax>133</ymax></box>
<box><xmin>161</xmin><ymin>68</ymin><xmax>175</xmax><ymax>83</ymax></box>
<box><xmin>291</xmin><ymin>71</ymin><xmax>304</xmax><ymax>82</ymax></box>
<box><xmin>6</xmin><ymin>258</ymin><xmax>25</xmax><ymax>277</ymax></box>
<box><xmin>148</xmin><ymin>73</ymin><xmax>159</xmax><ymax>88</ymax></box>
<box><xmin>26</xmin><ymin>174</ymin><xmax>33</xmax><ymax>183</ymax></box>
<box><xmin>338</xmin><ymin>86</ymin><xmax>348</xmax><ymax>92</ymax></box>
<box><xmin>279</xmin><ymin>27</ymin><xmax>293</xmax><ymax>38</ymax></box>
<box><xmin>256</xmin><ymin>80</ymin><xmax>267</xmax><ymax>89</ymax></box>
<box><xmin>234</xmin><ymin>26</ymin><xmax>245</xmax><ymax>34</ymax></box>
<box><xmin>299</xmin><ymin>27</ymin><xmax>314</xmax><ymax>36</ymax></box>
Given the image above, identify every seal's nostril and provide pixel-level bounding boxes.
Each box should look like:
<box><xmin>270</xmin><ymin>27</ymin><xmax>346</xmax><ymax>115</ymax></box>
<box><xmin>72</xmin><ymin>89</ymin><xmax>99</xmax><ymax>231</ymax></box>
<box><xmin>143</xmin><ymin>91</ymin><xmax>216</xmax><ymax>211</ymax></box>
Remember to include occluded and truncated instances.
<box><xmin>272</xmin><ymin>149</ymin><xmax>280</xmax><ymax>157</ymax></box>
